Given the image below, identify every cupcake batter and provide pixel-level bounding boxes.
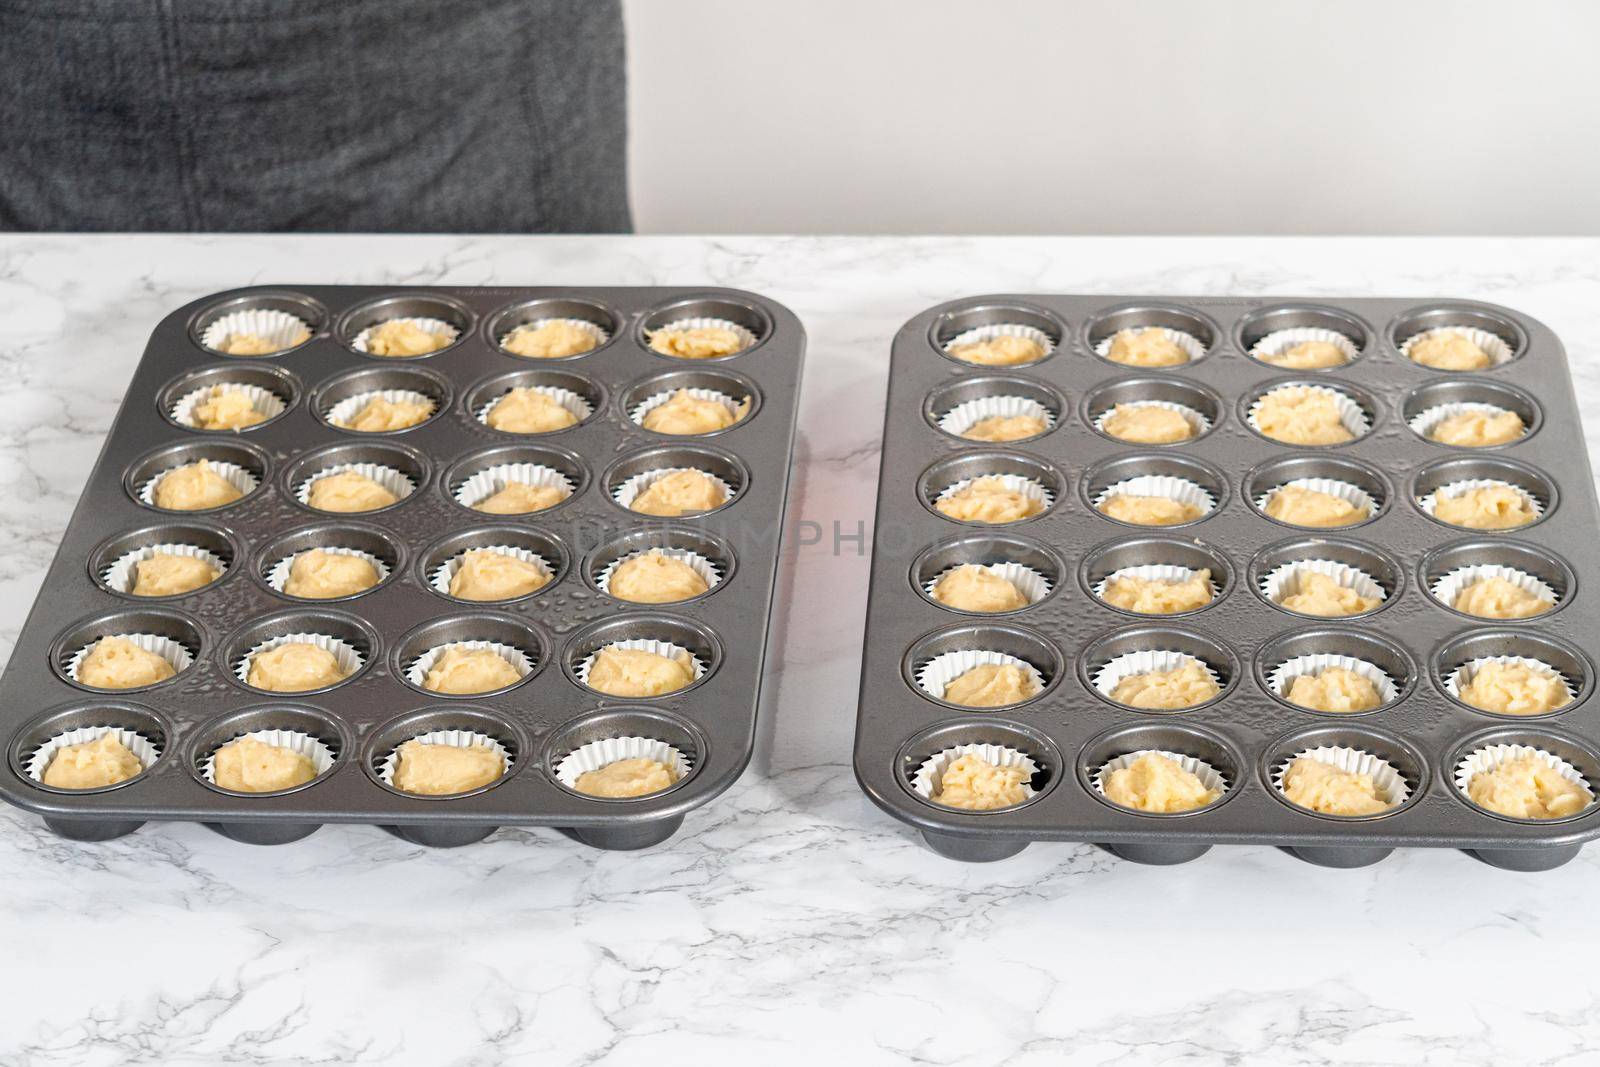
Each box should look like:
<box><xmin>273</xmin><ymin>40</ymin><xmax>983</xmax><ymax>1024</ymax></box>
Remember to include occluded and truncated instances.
<box><xmin>1457</xmin><ymin>660</ymin><xmax>1570</xmax><ymax>715</ymax></box>
<box><xmin>1433</xmin><ymin>485</ymin><xmax>1537</xmax><ymax>530</ymax></box>
<box><xmin>422</xmin><ymin>646</ymin><xmax>523</xmax><ymax>695</ymax></box>
<box><xmin>306</xmin><ymin>470</ymin><xmax>400</xmax><ymax>513</ymax></box>
<box><xmin>648</xmin><ymin>325</ymin><xmax>748</xmax><ymax>359</ymax></box>
<box><xmin>947</xmin><ymin>334</ymin><xmax>1045</xmax><ymax>366</ymax></box>
<box><xmin>284</xmin><ymin>549</ymin><xmax>381</xmax><ymax>599</ymax></box>
<box><xmin>448</xmin><ymin>548</ymin><xmax>550</xmax><ymax>601</ymax></box>
<box><xmin>1107</xmin><ymin>659</ymin><xmax>1219</xmax><ymax>710</ymax></box>
<box><xmin>574</xmin><ymin>757</ymin><xmax>680</xmax><ymax>799</ymax></box>
<box><xmin>1409</xmin><ymin>330</ymin><xmax>1492</xmax><ymax>370</ymax></box>
<box><xmin>941</xmin><ymin>662</ymin><xmax>1038</xmax><ymax>707</ymax></box>
<box><xmin>217</xmin><ymin>327</ymin><xmax>310</xmax><ymax>356</ymax></box>
<box><xmin>1452</xmin><ymin>575</ymin><xmax>1554</xmax><ymax>619</ymax></box>
<box><xmin>1468</xmin><ymin>755</ymin><xmax>1591</xmax><ymax>819</ymax></box>
<box><xmin>485</xmin><ymin>387</ymin><xmax>579</xmax><ymax>433</ymax></box>
<box><xmin>341</xmin><ymin>394</ymin><xmax>434</xmax><ymax>432</ymax></box>
<box><xmin>932</xmin><ymin>753</ymin><xmax>1030</xmax><ymax>810</ymax></box>
<box><xmin>641</xmin><ymin>389</ymin><xmax>747</xmax><ymax>435</ymax></box>
<box><xmin>1252</xmin><ymin>386</ymin><xmax>1355</xmax><ymax>445</ymax></box>
<box><xmin>393</xmin><ymin>740</ymin><xmax>504</xmax><ymax>795</ymax></box>
<box><xmin>1279</xmin><ymin>571</ymin><xmax>1381</xmax><ymax>617</ymax></box>
<box><xmin>191</xmin><ymin>388</ymin><xmax>269</xmax><ymax>430</ymax></box>
<box><xmin>1430</xmin><ymin>409</ymin><xmax>1525</xmax><ymax>447</ymax></box>
<box><xmin>131</xmin><ymin>553</ymin><xmax>220</xmax><ymax>596</ymax></box>
<box><xmin>365</xmin><ymin>319</ymin><xmax>450</xmax><ymax>356</ymax></box>
<box><xmin>473</xmin><ymin>480</ymin><xmax>570</xmax><ymax>515</ymax></box>
<box><xmin>930</xmin><ymin>564</ymin><xmax>1029</xmax><ymax>613</ymax></box>
<box><xmin>1101</xmin><ymin>403</ymin><xmax>1194</xmax><ymax>444</ymax></box>
<box><xmin>42</xmin><ymin>733</ymin><xmax>144</xmax><ymax>789</ymax></box>
<box><xmin>247</xmin><ymin>642</ymin><xmax>348</xmax><ymax>692</ymax></box>
<box><xmin>76</xmin><ymin>636</ymin><xmax>176</xmax><ymax>688</ymax></box>
<box><xmin>936</xmin><ymin>477</ymin><xmax>1044</xmax><ymax>524</ymax></box>
<box><xmin>586</xmin><ymin>646</ymin><xmax>697</xmax><ymax>697</ymax></box>
<box><xmin>1098</xmin><ymin>493</ymin><xmax>1203</xmax><ymax>526</ymax></box>
<box><xmin>961</xmin><ymin>413</ymin><xmax>1047</xmax><ymax>442</ymax></box>
<box><xmin>153</xmin><ymin>460</ymin><xmax>244</xmax><ymax>510</ymax></box>
<box><xmin>1286</xmin><ymin>666</ymin><xmax>1384</xmax><ymax>713</ymax></box>
<box><xmin>1281</xmin><ymin>757</ymin><xmax>1392</xmax><ymax>816</ymax></box>
<box><xmin>608</xmin><ymin>550</ymin><xmax>710</xmax><ymax>603</ymax></box>
<box><xmin>1260</xmin><ymin>340</ymin><xmax>1349</xmax><ymax>369</ymax></box>
<box><xmin>212</xmin><ymin>736</ymin><xmax>317</xmax><ymax>793</ymax></box>
<box><xmin>503</xmin><ymin>320</ymin><xmax>601</xmax><ymax>359</ymax></box>
<box><xmin>1100</xmin><ymin>568</ymin><xmax>1213</xmax><ymax>614</ymax></box>
<box><xmin>1105</xmin><ymin>328</ymin><xmax>1190</xmax><ymax>367</ymax></box>
<box><xmin>1264</xmin><ymin>485</ymin><xmax>1369</xmax><ymax>527</ymax></box>
<box><xmin>1103</xmin><ymin>753</ymin><xmax>1220</xmax><ymax>813</ymax></box>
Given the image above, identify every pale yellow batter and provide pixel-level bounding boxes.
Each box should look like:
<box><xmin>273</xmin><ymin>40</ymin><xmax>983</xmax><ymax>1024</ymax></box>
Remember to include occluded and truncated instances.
<box><xmin>283</xmin><ymin>549</ymin><xmax>381</xmax><ymax>599</ymax></box>
<box><xmin>1101</xmin><ymin>404</ymin><xmax>1194</xmax><ymax>444</ymax></box>
<box><xmin>365</xmin><ymin>319</ymin><xmax>450</xmax><ymax>356</ymax></box>
<box><xmin>1260</xmin><ymin>340</ymin><xmax>1349</xmax><ymax>369</ymax></box>
<box><xmin>586</xmin><ymin>646</ymin><xmax>697</xmax><ymax>697</ymax></box>
<box><xmin>1409</xmin><ymin>330</ymin><xmax>1492</xmax><ymax>371</ymax></box>
<box><xmin>1107</xmin><ymin>659</ymin><xmax>1219</xmax><ymax>710</ymax></box>
<box><xmin>932</xmin><ymin>753</ymin><xmax>1030</xmax><ymax>810</ymax></box>
<box><xmin>393</xmin><ymin>740</ymin><xmax>504</xmax><ymax>795</ymax></box>
<box><xmin>641</xmin><ymin>390</ymin><xmax>747</xmax><ymax>435</ymax></box>
<box><xmin>1098</xmin><ymin>494</ymin><xmax>1203</xmax><ymax>526</ymax></box>
<box><xmin>191</xmin><ymin>389</ymin><xmax>268</xmax><ymax>430</ymax></box>
<box><xmin>247</xmin><ymin>642</ymin><xmax>348</xmax><ymax>692</ymax></box>
<box><xmin>218</xmin><ymin>327</ymin><xmax>310</xmax><ymax>356</ymax></box>
<box><xmin>1252</xmin><ymin>387</ymin><xmax>1355</xmax><ymax>445</ymax></box>
<box><xmin>306</xmin><ymin>470</ymin><xmax>399</xmax><ymax>513</ymax></box>
<box><xmin>1433</xmin><ymin>485</ymin><xmax>1537</xmax><ymax>530</ymax></box>
<box><xmin>1430</xmin><ymin>409</ymin><xmax>1525</xmax><ymax>447</ymax></box>
<box><xmin>1100</xmin><ymin>569</ymin><xmax>1213</xmax><ymax>614</ymax></box>
<box><xmin>472</xmin><ymin>480</ymin><xmax>570</xmax><ymax>515</ymax></box>
<box><xmin>936</xmin><ymin>477</ymin><xmax>1044</xmax><ymax>524</ymax></box>
<box><xmin>1457</xmin><ymin>661</ymin><xmax>1570</xmax><ymax>715</ymax></box>
<box><xmin>1285</xmin><ymin>667</ymin><xmax>1384</xmax><ymax>713</ymax></box>
<box><xmin>1264</xmin><ymin>485</ymin><xmax>1369</xmax><ymax>528</ymax></box>
<box><xmin>961</xmin><ymin>414</ymin><xmax>1048</xmax><ymax>442</ymax></box>
<box><xmin>153</xmin><ymin>461</ymin><xmax>244</xmax><ymax>511</ymax></box>
<box><xmin>947</xmin><ymin>334</ymin><xmax>1045</xmax><ymax>366</ymax></box>
<box><xmin>212</xmin><ymin>736</ymin><xmax>317</xmax><ymax>793</ymax></box>
<box><xmin>340</xmin><ymin>394</ymin><xmax>435</xmax><ymax>433</ymax></box>
<box><xmin>1278</xmin><ymin>571</ymin><xmax>1381</xmax><ymax>617</ymax></box>
<box><xmin>76</xmin><ymin>636</ymin><xmax>176</xmax><ymax>688</ymax></box>
<box><xmin>1452</xmin><ymin>576</ymin><xmax>1554</xmax><ymax>619</ymax></box>
<box><xmin>1103</xmin><ymin>753</ymin><xmax>1220</xmax><ymax>813</ymax></box>
<box><xmin>42</xmin><ymin>733</ymin><xmax>144</xmax><ymax>789</ymax></box>
<box><xmin>574</xmin><ymin>757</ymin><xmax>681</xmax><ymax>799</ymax></box>
<box><xmin>608</xmin><ymin>551</ymin><xmax>710</xmax><ymax>603</ymax></box>
<box><xmin>1468</xmin><ymin>755</ymin><xmax>1591</xmax><ymax>819</ymax></box>
<box><xmin>629</xmin><ymin>469</ymin><xmax>728</xmax><ymax>516</ymax></box>
<box><xmin>648</xmin><ymin>325</ymin><xmax>748</xmax><ymax>359</ymax></box>
<box><xmin>941</xmin><ymin>662</ymin><xmax>1038</xmax><ymax>707</ymax></box>
<box><xmin>1105</xmin><ymin>328</ymin><xmax>1190</xmax><ymax>367</ymax></box>
<box><xmin>502</xmin><ymin>320</ymin><xmax>602</xmax><ymax>359</ymax></box>
<box><xmin>422</xmin><ymin>646</ymin><xmax>523</xmax><ymax>695</ymax></box>
<box><xmin>930</xmin><ymin>565</ymin><xmax>1029</xmax><ymax>613</ymax></box>
<box><xmin>1281</xmin><ymin>757</ymin><xmax>1393</xmax><ymax>816</ymax></box>
<box><xmin>485</xmin><ymin>387</ymin><xmax>579</xmax><ymax>434</ymax></box>
<box><xmin>131</xmin><ymin>553</ymin><xmax>220</xmax><ymax>597</ymax></box>
<box><xmin>448</xmin><ymin>549</ymin><xmax>550</xmax><ymax>601</ymax></box>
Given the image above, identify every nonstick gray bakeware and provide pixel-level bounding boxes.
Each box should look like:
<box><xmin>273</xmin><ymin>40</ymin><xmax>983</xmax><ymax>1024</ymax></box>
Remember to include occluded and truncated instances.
<box><xmin>855</xmin><ymin>295</ymin><xmax>1600</xmax><ymax>870</ymax></box>
<box><xmin>0</xmin><ymin>285</ymin><xmax>803</xmax><ymax>849</ymax></box>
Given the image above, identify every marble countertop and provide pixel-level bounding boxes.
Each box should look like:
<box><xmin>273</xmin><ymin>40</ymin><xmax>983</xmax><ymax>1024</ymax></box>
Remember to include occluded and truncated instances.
<box><xmin>3</xmin><ymin>235</ymin><xmax>1599</xmax><ymax>1065</ymax></box>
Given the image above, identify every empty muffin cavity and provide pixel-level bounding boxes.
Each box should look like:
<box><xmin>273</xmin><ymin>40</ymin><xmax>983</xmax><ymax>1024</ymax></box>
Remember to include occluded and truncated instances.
<box><xmin>194</xmin><ymin>292</ymin><xmax>324</xmax><ymax>356</ymax></box>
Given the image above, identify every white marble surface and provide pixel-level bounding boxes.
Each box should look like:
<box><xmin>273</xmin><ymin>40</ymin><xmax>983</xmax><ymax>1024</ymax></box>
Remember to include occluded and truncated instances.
<box><xmin>3</xmin><ymin>235</ymin><xmax>1600</xmax><ymax>1065</ymax></box>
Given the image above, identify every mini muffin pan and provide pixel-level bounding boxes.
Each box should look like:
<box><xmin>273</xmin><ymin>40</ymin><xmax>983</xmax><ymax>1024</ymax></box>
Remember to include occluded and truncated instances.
<box><xmin>0</xmin><ymin>286</ymin><xmax>803</xmax><ymax>849</ymax></box>
<box><xmin>855</xmin><ymin>296</ymin><xmax>1600</xmax><ymax>871</ymax></box>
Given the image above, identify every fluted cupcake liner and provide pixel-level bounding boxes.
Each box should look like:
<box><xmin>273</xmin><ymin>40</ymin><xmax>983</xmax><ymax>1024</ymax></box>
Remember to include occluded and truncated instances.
<box><xmin>936</xmin><ymin>394</ymin><xmax>1056</xmax><ymax>438</ymax></box>
<box><xmin>1400</xmin><ymin>326</ymin><xmax>1513</xmax><ymax>368</ymax></box>
<box><xmin>325</xmin><ymin>389</ymin><xmax>438</xmax><ymax>430</ymax></box>
<box><xmin>236</xmin><ymin>632</ymin><xmax>363</xmax><ymax>687</ymax></box>
<box><xmin>1408</xmin><ymin>401</ymin><xmax>1523</xmax><ymax>443</ymax></box>
<box><xmin>476</xmin><ymin>385</ymin><xmax>593</xmax><ymax>429</ymax></box>
<box><xmin>923</xmin><ymin>561</ymin><xmax>1052</xmax><ymax>606</ymax></box>
<box><xmin>1094</xmin><ymin>326</ymin><xmax>1205</xmax><ymax>362</ymax></box>
<box><xmin>66</xmin><ymin>633</ymin><xmax>194</xmax><ymax>684</ymax></box>
<box><xmin>915</xmin><ymin>649</ymin><xmax>1046</xmax><ymax>703</ymax></box>
<box><xmin>404</xmin><ymin>640</ymin><xmax>533</xmax><ymax>692</ymax></box>
<box><xmin>1266</xmin><ymin>653</ymin><xmax>1399</xmax><ymax>708</ymax></box>
<box><xmin>200</xmin><ymin>728</ymin><xmax>336</xmax><ymax>787</ymax></box>
<box><xmin>453</xmin><ymin>463</ymin><xmax>574</xmax><ymax>510</ymax></box>
<box><xmin>649</xmin><ymin>317</ymin><xmax>758</xmax><ymax>355</ymax></box>
<box><xmin>1093</xmin><ymin>474</ymin><xmax>1215</xmax><ymax>514</ymax></box>
<box><xmin>430</xmin><ymin>545</ymin><xmax>552</xmax><ymax>597</ymax></box>
<box><xmin>1261</xmin><ymin>558</ymin><xmax>1386</xmax><ymax>608</ymax></box>
<box><xmin>351</xmin><ymin>317</ymin><xmax>458</xmax><ymax>355</ymax></box>
<box><xmin>1093</xmin><ymin>399</ymin><xmax>1211</xmax><ymax>439</ymax></box>
<box><xmin>267</xmin><ymin>546</ymin><xmax>390</xmax><ymax>595</ymax></box>
<box><xmin>102</xmin><ymin>542</ymin><xmax>228</xmax><ymax>595</ymax></box>
<box><xmin>944</xmin><ymin>323</ymin><xmax>1054</xmax><ymax>362</ymax></box>
<box><xmin>612</xmin><ymin>467</ymin><xmax>735</xmax><ymax>511</ymax></box>
<box><xmin>1253</xmin><ymin>477</ymin><xmax>1377</xmax><ymax>520</ymax></box>
<box><xmin>1453</xmin><ymin>743</ymin><xmax>1595</xmax><ymax>819</ymax></box>
<box><xmin>377</xmin><ymin>729</ymin><xmax>511</xmax><ymax>789</ymax></box>
<box><xmin>138</xmin><ymin>461</ymin><xmax>258</xmax><ymax>508</ymax></box>
<box><xmin>294</xmin><ymin>462</ymin><xmax>416</xmax><ymax>509</ymax></box>
<box><xmin>936</xmin><ymin>474</ymin><xmax>1055</xmax><ymax>512</ymax></box>
<box><xmin>553</xmin><ymin>736</ymin><xmax>693</xmax><ymax>794</ymax></box>
<box><xmin>1418</xmin><ymin>478</ymin><xmax>1544</xmax><ymax>520</ymax></box>
<box><xmin>629</xmin><ymin>387</ymin><xmax>747</xmax><ymax>431</ymax></box>
<box><xmin>1273</xmin><ymin>745</ymin><xmax>1409</xmax><ymax>810</ymax></box>
<box><xmin>1445</xmin><ymin>656</ymin><xmax>1575</xmax><ymax>703</ymax></box>
<box><xmin>170</xmin><ymin>383</ymin><xmax>287</xmax><ymax>430</ymax></box>
<box><xmin>1092</xmin><ymin>749</ymin><xmax>1229</xmax><ymax>809</ymax></box>
<box><xmin>911</xmin><ymin>743</ymin><xmax>1038</xmax><ymax>806</ymax></box>
<box><xmin>1090</xmin><ymin>649</ymin><xmax>1222</xmax><ymax>702</ymax></box>
<box><xmin>1248</xmin><ymin>327</ymin><xmax>1359</xmax><ymax>366</ymax></box>
<box><xmin>1429</xmin><ymin>563</ymin><xmax>1559</xmax><ymax>612</ymax></box>
<box><xmin>1091</xmin><ymin>563</ymin><xmax>1217</xmax><ymax>602</ymax></box>
<box><xmin>24</xmin><ymin>725</ymin><xmax>161</xmax><ymax>784</ymax></box>
<box><xmin>1248</xmin><ymin>384</ymin><xmax>1370</xmax><ymax>441</ymax></box>
<box><xmin>576</xmin><ymin>639</ymin><xmax>707</xmax><ymax>688</ymax></box>
<box><xmin>201</xmin><ymin>308</ymin><xmax>312</xmax><ymax>355</ymax></box>
<box><xmin>500</xmin><ymin>317</ymin><xmax>609</xmax><ymax>355</ymax></box>
<box><xmin>595</xmin><ymin>546</ymin><xmax>720</xmax><ymax>597</ymax></box>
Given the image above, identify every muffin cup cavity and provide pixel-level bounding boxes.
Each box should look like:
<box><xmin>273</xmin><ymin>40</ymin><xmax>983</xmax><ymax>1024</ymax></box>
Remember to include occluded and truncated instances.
<box><xmin>127</xmin><ymin>441</ymin><xmax>267</xmax><ymax>512</ymax></box>
<box><xmin>623</xmin><ymin>370</ymin><xmax>760</xmax><ymax>436</ymax></box>
<box><xmin>222</xmin><ymin>610</ymin><xmax>376</xmax><ymax>695</ymax></box>
<box><xmin>1082</xmin><ymin>454</ymin><xmax>1227</xmax><ymax>528</ymax></box>
<box><xmin>393</xmin><ymin>614</ymin><xmax>545</xmax><ymax>698</ymax></box>
<box><xmin>910</xmin><ymin>534</ymin><xmax>1063</xmax><ymax>615</ymax></box>
<box><xmin>282</xmin><ymin>442</ymin><xmax>427</xmax><ymax>516</ymax></box>
<box><xmin>605</xmin><ymin>446</ymin><xmax>748</xmax><ymax>515</ymax></box>
<box><xmin>259</xmin><ymin>524</ymin><xmax>403</xmax><ymax>601</ymax></box>
<box><xmin>925</xmin><ymin>375</ymin><xmax>1064</xmax><ymax>442</ymax></box>
<box><xmin>1413</xmin><ymin>456</ymin><xmax>1556</xmax><ymax>529</ymax></box>
<box><xmin>52</xmin><ymin>610</ymin><xmax>202</xmax><ymax>692</ymax></box>
<box><xmin>11</xmin><ymin>702</ymin><xmax>171</xmax><ymax>793</ymax></box>
<box><xmin>1257</xmin><ymin>629</ymin><xmax>1415</xmax><ymax>714</ymax></box>
<box><xmin>1422</xmin><ymin>540</ymin><xmax>1572</xmax><ymax>620</ymax></box>
<box><xmin>420</xmin><ymin>527</ymin><xmax>566</xmax><ymax>603</ymax></box>
<box><xmin>587</xmin><ymin>526</ymin><xmax>732</xmax><ymax>603</ymax></box>
<box><xmin>904</xmin><ymin>625</ymin><xmax>1061</xmax><ymax>710</ymax></box>
<box><xmin>467</xmin><ymin>369</ymin><xmax>601</xmax><ymax>433</ymax></box>
<box><xmin>338</xmin><ymin>294</ymin><xmax>472</xmax><ymax>357</ymax></box>
<box><xmin>1403</xmin><ymin>379</ymin><xmax>1541</xmax><ymax>447</ymax></box>
<box><xmin>565</xmin><ymin>616</ymin><xmax>720</xmax><ymax>697</ymax></box>
<box><xmin>1393</xmin><ymin>305</ymin><xmax>1524</xmax><ymax>369</ymax></box>
<box><xmin>161</xmin><ymin>363</ymin><xmax>298</xmax><ymax>433</ymax></box>
<box><xmin>546</xmin><ymin>709</ymin><xmax>705</xmax><ymax>801</ymax></box>
<box><xmin>639</xmin><ymin>296</ymin><xmax>773</xmax><ymax>360</ymax></box>
<box><xmin>1237</xmin><ymin>305</ymin><xmax>1370</xmax><ymax>368</ymax></box>
<box><xmin>918</xmin><ymin>451</ymin><xmax>1065</xmax><ymax>526</ymax></box>
<box><xmin>1244</xmin><ymin>455</ymin><xmax>1389</xmax><ymax>530</ymax></box>
<box><xmin>188</xmin><ymin>706</ymin><xmax>344</xmax><ymax>796</ymax></box>
<box><xmin>928</xmin><ymin>303</ymin><xmax>1064</xmax><ymax>368</ymax></box>
<box><xmin>93</xmin><ymin>523</ymin><xmax>236</xmax><ymax>599</ymax></box>
<box><xmin>1448</xmin><ymin>728</ymin><xmax>1600</xmax><ymax>824</ymax></box>
<box><xmin>1264</xmin><ymin>726</ymin><xmax>1425</xmax><ymax>820</ymax></box>
<box><xmin>1085</xmin><ymin>303</ymin><xmax>1217</xmax><ymax>366</ymax></box>
<box><xmin>312</xmin><ymin>366</ymin><xmax>451</xmax><ymax>433</ymax></box>
<box><xmin>1084</xmin><ymin>378</ymin><xmax>1222</xmax><ymax>444</ymax></box>
<box><xmin>1244</xmin><ymin>380</ymin><xmax>1375</xmax><ymax>446</ymax></box>
<box><xmin>191</xmin><ymin>291</ymin><xmax>326</xmax><ymax>356</ymax></box>
<box><xmin>897</xmin><ymin>718</ymin><xmax>1061</xmax><ymax>813</ymax></box>
<box><xmin>1435</xmin><ymin>631</ymin><xmax>1592</xmax><ymax>719</ymax></box>
<box><xmin>1080</xmin><ymin>627</ymin><xmax>1237</xmax><ymax>713</ymax></box>
<box><xmin>1081</xmin><ymin>536</ymin><xmax>1233</xmax><ymax>616</ymax></box>
<box><xmin>486</xmin><ymin>297</ymin><xmax>619</xmax><ymax>359</ymax></box>
<box><xmin>445</xmin><ymin>443</ymin><xmax>585</xmax><ymax>513</ymax></box>
<box><xmin>1250</xmin><ymin>538</ymin><xmax>1401</xmax><ymax>619</ymax></box>
<box><xmin>364</xmin><ymin>706</ymin><xmax>523</xmax><ymax>799</ymax></box>
<box><xmin>1079</xmin><ymin>722</ymin><xmax>1241</xmax><ymax>817</ymax></box>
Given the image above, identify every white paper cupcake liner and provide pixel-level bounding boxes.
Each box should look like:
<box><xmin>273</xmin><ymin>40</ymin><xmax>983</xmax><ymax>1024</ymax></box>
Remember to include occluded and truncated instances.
<box><xmin>1408</xmin><ymin>402</ymin><xmax>1523</xmax><ymax>443</ymax></box>
<box><xmin>1453</xmin><ymin>743</ymin><xmax>1595</xmax><ymax>816</ymax></box>
<box><xmin>1094</xmin><ymin>326</ymin><xmax>1206</xmax><ymax>363</ymax></box>
<box><xmin>500</xmin><ymin>317</ymin><xmax>610</xmax><ymax>354</ymax></box>
<box><xmin>911</xmin><ymin>743</ymin><xmax>1038</xmax><ymax>805</ymax></box>
<box><xmin>294</xmin><ymin>462</ymin><xmax>416</xmax><ymax>509</ymax></box>
<box><xmin>1273</xmin><ymin>745</ymin><xmax>1410</xmax><ymax>810</ymax></box>
<box><xmin>138</xmin><ymin>461</ymin><xmax>258</xmax><ymax>509</ymax></box>
<box><xmin>1430</xmin><ymin>563</ymin><xmax>1560</xmax><ymax>612</ymax></box>
<box><xmin>1093</xmin><ymin>474</ymin><xmax>1215</xmax><ymax>515</ymax></box>
<box><xmin>944</xmin><ymin>323</ymin><xmax>1055</xmax><ymax>361</ymax></box>
<box><xmin>1254</xmin><ymin>477</ymin><xmax>1378</xmax><ymax>519</ymax></box>
<box><xmin>1093</xmin><ymin>400</ymin><xmax>1211</xmax><ymax>439</ymax></box>
<box><xmin>200</xmin><ymin>728</ymin><xmax>336</xmax><ymax>788</ymax></box>
<box><xmin>477</xmin><ymin>385</ymin><xmax>593</xmax><ymax>429</ymax></box>
<box><xmin>1418</xmin><ymin>479</ymin><xmax>1544</xmax><ymax>521</ymax></box>
<box><xmin>1248</xmin><ymin>327</ymin><xmax>1360</xmax><ymax>366</ymax></box>
<box><xmin>629</xmin><ymin>387</ymin><xmax>747</xmax><ymax>431</ymax></box>
<box><xmin>935</xmin><ymin>395</ymin><xmax>1056</xmax><ymax>439</ymax></box>
<box><xmin>915</xmin><ymin>649</ymin><xmax>1046</xmax><ymax>704</ymax></box>
<box><xmin>1261</xmin><ymin>559</ymin><xmax>1387</xmax><ymax>608</ymax></box>
<box><xmin>429</xmin><ymin>545</ymin><xmax>553</xmax><ymax>597</ymax></box>
<box><xmin>553</xmin><ymin>736</ymin><xmax>693</xmax><ymax>794</ymax></box>
<box><xmin>377</xmin><ymin>728</ymin><xmax>512</xmax><ymax>788</ymax></box>
<box><xmin>1092</xmin><ymin>749</ymin><xmax>1229</xmax><ymax>807</ymax></box>
<box><xmin>595</xmin><ymin>547</ymin><xmax>721</xmax><ymax>597</ymax></box>
<box><xmin>612</xmin><ymin>467</ymin><xmax>735</xmax><ymax>512</ymax></box>
<box><xmin>1248</xmin><ymin>384</ymin><xmax>1370</xmax><ymax>442</ymax></box>
<box><xmin>1445</xmin><ymin>656</ymin><xmax>1575</xmax><ymax>703</ymax></box>
<box><xmin>24</xmin><ymin>725</ymin><xmax>162</xmax><ymax>784</ymax></box>
<box><xmin>576</xmin><ymin>639</ymin><xmax>707</xmax><ymax>689</ymax></box>
<box><xmin>650</xmin><ymin>317</ymin><xmax>759</xmax><ymax>355</ymax></box>
<box><xmin>267</xmin><ymin>546</ymin><xmax>391</xmax><ymax>595</ymax></box>
<box><xmin>924</xmin><ymin>561</ymin><xmax>1051</xmax><ymax>607</ymax></box>
<box><xmin>1267</xmin><ymin>654</ymin><xmax>1399</xmax><ymax>708</ymax></box>
<box><xmin>935</xmin><ymin>474</ymin><xmax>1055</xmax><ymax>514</ymax></box>
<box><xmin>201</xmin><ymin>308</ymin><xmax>312</xmax><ymax>355</ymax></box>
<box><xmin>453</xmin><ymin>463</ymin><xmax>574</xmax><ymax>509</ymax></box>
<box><xmin>352</xmin><ymin>317</ymin><xmax>459</xmax><ymax>355</ymax></box>
<box><xmin>405</xmin><ymin>640</ymin><xmax>533</xmax><ymax>692</ymax></box>
<box><xmin>236</xmin><ymin>632</ymin><xmax>363</xmax><ymax>687</ymax></box>
<box><xmin>1400</xmin><ymin>326</ymin><xmax>1514</xmax><ymax>368</ymax></box>
<box><xmin>1090</xmin><ymin>649</ymin><xmax>1222</xmax><ymax>702</ymax></box>
<box><xmin>325</xmin><ymin>388</ymin><xmax>438</xmax><ymax>430</ymax></box>
<box><xmin>170</xmin><ymin>383</ymin><xmax>287</xmax><ymax>430</ymax></box>
<box><xmin>101</xmin><ymin>542</ymin><xmax>228</xmax><ymax>595</ymax></box>
<box><xmin>66</xmin><ymin>633</ymin><xmax>194</xmax><ymax>684</ymax></box>
<box><xmin>1091</xmin><ymin>563</ymin><xmax>1218</xmax><ymax>601</ymax></box>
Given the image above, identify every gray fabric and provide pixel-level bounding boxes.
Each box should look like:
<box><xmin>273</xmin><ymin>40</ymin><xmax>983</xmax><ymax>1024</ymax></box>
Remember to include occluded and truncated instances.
<box><xmin>0</xmin><ymin>0</ymin><xmax>631</xmax><ymax>232</ymax></box>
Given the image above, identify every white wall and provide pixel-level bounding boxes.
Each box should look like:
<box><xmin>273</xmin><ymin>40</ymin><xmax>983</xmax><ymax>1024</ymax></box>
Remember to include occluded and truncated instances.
<box><xmin>625</xmin><ymin>0</ymin><xmax>1600</xmax><ymax>234</ymax></box>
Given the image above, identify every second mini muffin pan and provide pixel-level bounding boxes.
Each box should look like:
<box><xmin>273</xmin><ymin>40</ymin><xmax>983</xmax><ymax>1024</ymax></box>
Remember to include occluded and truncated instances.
<box><xmin>0</xmin><ymin>285</ymin><xmax>804</xmax><ymax>849</ymax></box>
<box><xmin>855</xmin><ymin>295</ymin><xmax>1600</xmax><ymax>870</ymax></box>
